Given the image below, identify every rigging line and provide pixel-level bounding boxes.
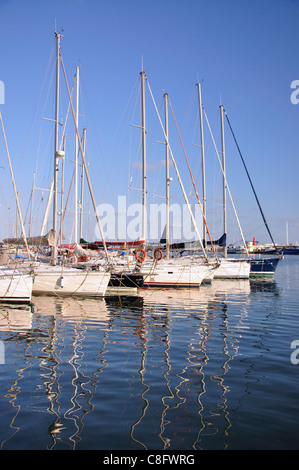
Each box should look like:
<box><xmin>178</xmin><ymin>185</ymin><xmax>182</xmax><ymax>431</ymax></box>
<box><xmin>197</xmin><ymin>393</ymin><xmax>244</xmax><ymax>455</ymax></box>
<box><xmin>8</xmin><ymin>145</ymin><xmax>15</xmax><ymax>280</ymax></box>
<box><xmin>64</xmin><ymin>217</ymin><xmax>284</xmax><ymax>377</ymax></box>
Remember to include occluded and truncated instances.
<box><xmin>203</xmin><ymin>107</ymin><xmax>249</xmax><ymax>256</ymax></box>
<box><xmin>167</xmin><ymin>97</ymin><xmax>217</xmax><ymax>258</ymax></box>
<box><xmin>36</xmin><ymin>49</ymin><xmax>56</xmax><ymax>175</ymax></box>
<box><xmin>223</xmin><ymin>108</ymin><xmax>277</xmax><ymax>250</ymax></box>
<box><xmin>60</xmin><ymin>53</ymin><xmax>109</xmax><ymax>261</ymax></box>
<box><xmin>59</xmin><ymin>72</ymin><xmax>76</xmax><ymax>152</ymax></box>
<box><xmin>80</xmin><ymin>73</ymin><xmax>116</xmax><ymax>207</ymax></box>
<box><xmin>128</xmin><ymin>76</ymin><xmax>143</xmax><ymax>195</ymax></box>
<box><xmin>0</xmin><ymin>112</ymin><xmax>30</xmax><ymax>260</ymax></box>
<box><xmin>57</xmin><ymin>165</ymin><xmax>75</xmax><ymax>246</ymax></box>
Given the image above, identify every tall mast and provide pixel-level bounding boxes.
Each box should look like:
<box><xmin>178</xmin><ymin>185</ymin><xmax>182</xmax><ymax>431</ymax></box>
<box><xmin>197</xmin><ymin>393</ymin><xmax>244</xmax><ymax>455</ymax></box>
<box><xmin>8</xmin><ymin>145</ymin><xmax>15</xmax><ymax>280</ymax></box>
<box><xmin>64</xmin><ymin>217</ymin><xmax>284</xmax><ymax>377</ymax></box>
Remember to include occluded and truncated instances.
<box><xmin>79</xmin><ymin>127</ymin><xmax>86</xmax><ymax>241</ymax></box>
<box><xmin>74</xmin><ymin>65</ymin><xmax>80</xmax><ymax>244</ymax></box>
<box><xmin>220</xmin><ymin>104</ymin><xmax>227</xmax><ymax>258</ymax></box>
<box><xmin>53</xmin><ymin>31</ymin><xmax>62</xmax><ymax>265</ymax></box>
<box><xmin>140</xmin><ymin>71</ymin><xmax>146</xmax><ymax>243</ymax></box>
<box><xmin>164</xmin><ymin>93</ymin><xmax>170</xmax><ymax>259</ymax></box>
<box><xmin>197</xmin><ymin>83</ymin><xmax>206</xmax><ymax>247</ymax></box>
<box><xmin>29</xmin><ymin>172</ymin><xmax>35</xmax><ymax>238</ymax></box>
<box><xmin>59</xmin><ymin>135</ymin><xmax>66</xmax><ymax>245</ymax></box>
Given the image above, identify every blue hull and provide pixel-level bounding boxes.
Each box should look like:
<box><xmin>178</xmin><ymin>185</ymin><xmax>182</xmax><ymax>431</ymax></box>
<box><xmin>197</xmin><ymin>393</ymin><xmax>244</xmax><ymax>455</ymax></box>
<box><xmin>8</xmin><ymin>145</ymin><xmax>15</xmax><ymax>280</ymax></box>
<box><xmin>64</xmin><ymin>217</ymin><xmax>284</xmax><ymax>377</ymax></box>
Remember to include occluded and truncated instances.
<box><xmin>282</xmin><ymin>247</ymin><xmax>299</xmax><ymax>255</ymax></box>
<box><xmin>249</xmin><ymin>256</ymin><xmax>281</xmax><ymax>277</ymax></box>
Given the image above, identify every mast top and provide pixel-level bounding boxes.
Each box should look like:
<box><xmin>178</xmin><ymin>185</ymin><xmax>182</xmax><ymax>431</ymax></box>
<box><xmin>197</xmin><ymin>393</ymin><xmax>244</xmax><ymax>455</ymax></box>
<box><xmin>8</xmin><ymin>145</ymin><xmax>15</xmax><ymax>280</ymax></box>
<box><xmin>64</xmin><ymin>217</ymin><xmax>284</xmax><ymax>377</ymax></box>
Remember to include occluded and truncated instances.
<box><xmin>54</xmin><ymin>30</ymin><xmax>64</xmax><ymax>39</ymax></box>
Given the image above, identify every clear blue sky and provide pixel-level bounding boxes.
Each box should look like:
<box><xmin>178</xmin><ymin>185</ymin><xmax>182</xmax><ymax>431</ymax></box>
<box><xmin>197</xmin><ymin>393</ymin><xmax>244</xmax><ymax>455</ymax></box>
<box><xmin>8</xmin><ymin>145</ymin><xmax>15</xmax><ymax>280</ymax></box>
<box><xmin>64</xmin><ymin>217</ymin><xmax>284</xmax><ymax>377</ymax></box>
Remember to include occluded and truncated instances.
<box><xmin>0</xmin><ymin>0</ymin><xmax>298</xmax><ymax>245</ymax></box>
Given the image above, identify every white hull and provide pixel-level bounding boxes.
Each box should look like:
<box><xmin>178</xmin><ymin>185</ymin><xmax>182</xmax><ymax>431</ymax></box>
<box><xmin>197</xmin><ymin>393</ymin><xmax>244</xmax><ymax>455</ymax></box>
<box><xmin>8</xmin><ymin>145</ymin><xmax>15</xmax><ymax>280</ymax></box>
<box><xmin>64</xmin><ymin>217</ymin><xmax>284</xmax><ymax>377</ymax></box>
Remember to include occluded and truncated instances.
<box><xmin>214</xmin><ymin>259</ymin><xmax>250</xmax><ymax>279</ymax></box>
<box><xmin>141</xmin><ymin>260</ymin><xmax>216</xmax><ymax>288</ymax></box>
<box><xmin>0</xmin><ymin>266</ymin><xmax>33</xmax><ymax>303</ymax></box>
<box><xmin>32</xmin><ymin>265</ymin><xmax>110</xmax><ymax>297</ymax></box>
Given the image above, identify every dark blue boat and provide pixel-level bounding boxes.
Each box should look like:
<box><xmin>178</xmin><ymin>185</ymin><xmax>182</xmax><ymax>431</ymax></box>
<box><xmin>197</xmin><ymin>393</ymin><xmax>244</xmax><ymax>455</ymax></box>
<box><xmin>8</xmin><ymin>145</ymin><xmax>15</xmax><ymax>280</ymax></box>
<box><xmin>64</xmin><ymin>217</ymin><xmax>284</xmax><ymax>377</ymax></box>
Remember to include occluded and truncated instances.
<box><xmin>249</xmin><ymin>256</ymin><xmax>282</xmax><ymax>277</ymax></box>
<box><xmin>281</xmin><ymin>246</ymin><xmax>299</xmax><ymax>255</ymax></box>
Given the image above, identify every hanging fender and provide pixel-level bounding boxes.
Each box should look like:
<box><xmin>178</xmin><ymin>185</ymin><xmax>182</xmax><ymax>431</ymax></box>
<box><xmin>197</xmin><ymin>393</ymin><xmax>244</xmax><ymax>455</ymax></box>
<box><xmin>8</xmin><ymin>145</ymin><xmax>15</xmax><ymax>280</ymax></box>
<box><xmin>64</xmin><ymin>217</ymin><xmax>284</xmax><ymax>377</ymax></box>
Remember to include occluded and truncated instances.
<box><xmin>135</xmin><ymin>249</ymin><xmax>146</xmax><ymax>262</ymax></box>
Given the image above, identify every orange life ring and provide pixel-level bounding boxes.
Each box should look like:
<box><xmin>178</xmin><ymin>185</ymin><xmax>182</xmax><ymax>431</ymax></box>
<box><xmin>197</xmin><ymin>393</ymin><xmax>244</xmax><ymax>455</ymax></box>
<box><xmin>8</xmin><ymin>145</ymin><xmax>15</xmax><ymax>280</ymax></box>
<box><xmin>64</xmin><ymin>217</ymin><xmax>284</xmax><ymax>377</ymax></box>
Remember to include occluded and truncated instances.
<box><xmin>154</xmin><ymin>249</ymin><xmax>163</xmax><ymax>261</ymax></box>
<box><xmin>135</xmin><ymin>248</ymin><xmax>146</xmax><ymax>262</ymax></box>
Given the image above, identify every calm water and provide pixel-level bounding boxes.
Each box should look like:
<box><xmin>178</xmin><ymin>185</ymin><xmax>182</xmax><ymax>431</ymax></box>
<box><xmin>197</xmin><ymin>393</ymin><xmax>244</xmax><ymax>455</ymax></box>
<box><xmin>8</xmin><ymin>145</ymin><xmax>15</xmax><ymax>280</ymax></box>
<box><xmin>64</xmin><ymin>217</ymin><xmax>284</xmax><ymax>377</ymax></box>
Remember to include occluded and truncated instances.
<box><xmin>0</xmin><ymin>256</ymin><xmax>298</xmax><ymax>450</ymax></box>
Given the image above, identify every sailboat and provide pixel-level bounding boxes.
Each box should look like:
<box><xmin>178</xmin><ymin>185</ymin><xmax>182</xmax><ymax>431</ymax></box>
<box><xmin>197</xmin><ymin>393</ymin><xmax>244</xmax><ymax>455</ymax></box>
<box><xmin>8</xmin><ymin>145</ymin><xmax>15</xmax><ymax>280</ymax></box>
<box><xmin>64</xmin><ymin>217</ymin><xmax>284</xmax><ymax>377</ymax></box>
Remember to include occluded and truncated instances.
<box><xmin>151</xmin><ymin>86</ymin><xmax>249</xmax><ymax>281</ymax></box>
<box><xmin>193</xmin><ymin>85</ymin><xmax>250</xmax><ymax>279</ymax></box>
<box><xmin>136</xmin><ymin>72</ymin><xmax>218</xmax><ymax>288</ymax></box>
<box><xmin>0</xmin><ymin>113</ymin><xmax>33</xmax><ymax>303</ymax></box>
<box><xmin>26</xmin><ymin>32</ymin><xmax>110</xmax><ymax>297</ymax></box>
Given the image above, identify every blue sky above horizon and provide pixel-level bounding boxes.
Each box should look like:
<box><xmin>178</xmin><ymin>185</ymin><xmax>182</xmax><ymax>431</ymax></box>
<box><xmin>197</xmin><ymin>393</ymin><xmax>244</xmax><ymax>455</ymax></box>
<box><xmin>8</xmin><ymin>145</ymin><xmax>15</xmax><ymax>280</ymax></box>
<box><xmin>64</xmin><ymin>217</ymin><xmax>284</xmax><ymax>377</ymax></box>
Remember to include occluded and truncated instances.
<box><xmin>0</xmin><ymin>0</ymin><xmax>299</xmax><ymax>245</ymax></box>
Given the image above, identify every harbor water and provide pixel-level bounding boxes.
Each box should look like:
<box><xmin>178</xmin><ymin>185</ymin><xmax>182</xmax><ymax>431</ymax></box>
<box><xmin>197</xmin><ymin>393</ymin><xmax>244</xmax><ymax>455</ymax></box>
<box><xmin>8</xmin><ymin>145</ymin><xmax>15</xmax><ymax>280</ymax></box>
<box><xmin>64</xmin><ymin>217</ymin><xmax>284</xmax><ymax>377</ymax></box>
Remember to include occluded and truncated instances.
<box><xmin>0</xmin><ymin>255</ymin><xmax>298</xmax><ymax>450</ymax></box>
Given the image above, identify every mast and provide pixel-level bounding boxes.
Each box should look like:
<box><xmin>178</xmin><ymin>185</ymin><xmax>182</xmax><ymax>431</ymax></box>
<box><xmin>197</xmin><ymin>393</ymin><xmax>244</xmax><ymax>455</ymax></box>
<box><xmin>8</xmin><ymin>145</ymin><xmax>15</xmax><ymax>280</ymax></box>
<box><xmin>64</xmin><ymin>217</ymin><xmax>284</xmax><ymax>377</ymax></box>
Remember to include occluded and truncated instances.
<box><xmin>140</xmin><ymin>71</ymin><xmax>146</xmax><ymax>243</ymax></box>
<box><xmin>16</xmin><ymin>191</ymin><xmax>19</xmax><ymax>238</ymax></box>
<box><xmin>59</xmin><ymin>135</ymin><xmax>66</xmax><ymax>245</ymax></box>
<box><xmin>53</xmin><ymin>31</ymin><xmax>62</xmax><ymax>265</ymax></box>
<box><xmin>79</xmin><ymin>127</ymin><xmax>86</xmax><ymax>241</ymax></box>
<box><xmin>220</xmin><ymin>104</ymin><xmax>227</xmax><ymax>258</ymax></box>
<box><xmin>74</xmin><ymin>65</ymin><xmax>80</xmax><ymax>244</ymax></box>
<box><xmin>164</xmin><ymin>93</ymin><xmax>170</xmax><ymax>259</ymax></box>
<box><xmin>197</xmin><ymin>83</ymin><xmax>206</xmax><ymax>247</ymax></box>
<box><xmin>29</xmin><ymin>172</ymin><xmax>36</xmax><ymax>238</ymax></box>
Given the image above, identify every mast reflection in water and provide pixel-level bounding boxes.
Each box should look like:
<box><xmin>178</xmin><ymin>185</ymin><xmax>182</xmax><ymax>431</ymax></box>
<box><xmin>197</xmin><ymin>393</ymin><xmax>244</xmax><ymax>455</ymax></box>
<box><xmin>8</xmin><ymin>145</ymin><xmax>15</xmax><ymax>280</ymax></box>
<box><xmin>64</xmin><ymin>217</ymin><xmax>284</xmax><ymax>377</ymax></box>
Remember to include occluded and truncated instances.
<box><xmin>0</xmin><ymin>258</ymin><xmax>299</xmax><ymax>450</ymax></box>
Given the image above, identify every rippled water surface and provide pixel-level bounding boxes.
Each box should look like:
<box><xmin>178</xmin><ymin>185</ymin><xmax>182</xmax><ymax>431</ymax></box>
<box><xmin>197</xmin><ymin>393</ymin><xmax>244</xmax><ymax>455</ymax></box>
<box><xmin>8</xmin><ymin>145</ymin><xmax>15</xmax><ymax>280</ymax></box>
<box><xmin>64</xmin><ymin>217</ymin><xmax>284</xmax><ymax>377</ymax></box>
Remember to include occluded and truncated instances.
<box><xmin>0</xmin><ymin>256</ymin><xmax>298</xmax><ymax>450</ymax></box>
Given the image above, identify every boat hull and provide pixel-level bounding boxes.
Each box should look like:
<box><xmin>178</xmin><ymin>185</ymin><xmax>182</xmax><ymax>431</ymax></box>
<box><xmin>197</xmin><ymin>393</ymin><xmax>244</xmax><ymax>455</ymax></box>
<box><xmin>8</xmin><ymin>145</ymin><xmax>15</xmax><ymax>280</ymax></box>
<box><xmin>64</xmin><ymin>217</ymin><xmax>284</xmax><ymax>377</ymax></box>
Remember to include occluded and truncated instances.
<box><xmin>32</xmin><ymin>266</ymin><xmax>110</xmax><ymax>297</ymax></box>
<box><xmin>214</xmin><ymin>259</ymin><xmax>251</xmax><ymax>279</ymax></box>
<box><xmin>249</xmin><ymin>256</ymin><xmax>281</xmax><ymax>277</ymax></box>
<box><xmin>0</xmin><ymin>267</ymin><xmax>33</xmax><ymax>303</ymax></box>
<box><xmin>281</xmin><ymin>247</ymin><xmax>299</xmax><ymax>255</ymax></box>
<box><xmin>141</xmin><ymin>262</ymin><xmax>215</xmax><ymax>288</ymax></box>
<box><xmin>109</xmin><ymin>272</ymin><xmax>144</xmax><ymax>288</ymax></box>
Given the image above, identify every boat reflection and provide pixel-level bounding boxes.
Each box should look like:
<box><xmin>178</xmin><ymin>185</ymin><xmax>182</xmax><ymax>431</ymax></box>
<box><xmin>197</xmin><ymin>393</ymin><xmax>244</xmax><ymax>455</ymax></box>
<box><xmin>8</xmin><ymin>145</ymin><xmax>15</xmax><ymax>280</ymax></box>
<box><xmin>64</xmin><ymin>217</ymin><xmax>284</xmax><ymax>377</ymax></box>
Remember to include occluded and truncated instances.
<box><xmin>0</xmin><ymin>303</ymin><xmax>32</xmax><ymax>331</ymax></box>
<box><xmin>124</xmin><ymin>281</ymin><xmax>251</xmax><ymax>449</ymax></box>
<box><xmin>0</xmin><ymin>277</ymin><xmax>277</xmax><ymax>449</ymax></box>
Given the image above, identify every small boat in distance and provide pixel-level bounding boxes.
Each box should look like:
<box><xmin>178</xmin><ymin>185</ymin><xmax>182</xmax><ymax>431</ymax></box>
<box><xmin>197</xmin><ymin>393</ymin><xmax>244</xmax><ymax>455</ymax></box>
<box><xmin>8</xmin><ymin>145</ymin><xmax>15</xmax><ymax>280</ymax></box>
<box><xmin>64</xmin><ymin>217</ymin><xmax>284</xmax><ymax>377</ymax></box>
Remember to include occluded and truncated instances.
<box><xmin>281</xmin><ymin>245</ymin><xmax>299</xmax><ymax>255</ymax></box>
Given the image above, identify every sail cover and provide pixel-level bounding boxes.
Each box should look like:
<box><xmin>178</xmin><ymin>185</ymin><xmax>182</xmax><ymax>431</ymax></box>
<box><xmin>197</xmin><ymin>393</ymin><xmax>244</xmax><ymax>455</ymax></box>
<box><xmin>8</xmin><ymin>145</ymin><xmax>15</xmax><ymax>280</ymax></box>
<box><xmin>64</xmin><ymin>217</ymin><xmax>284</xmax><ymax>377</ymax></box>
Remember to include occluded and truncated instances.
<box><xmin>160</xmin><ymin>233</ymin><xmax>227</xmax><ymax>250</ymax></box>
<box><xmin>3</xmin><ymin>229</ymin><xmax>56</xmax><ymax>247</ymax></box>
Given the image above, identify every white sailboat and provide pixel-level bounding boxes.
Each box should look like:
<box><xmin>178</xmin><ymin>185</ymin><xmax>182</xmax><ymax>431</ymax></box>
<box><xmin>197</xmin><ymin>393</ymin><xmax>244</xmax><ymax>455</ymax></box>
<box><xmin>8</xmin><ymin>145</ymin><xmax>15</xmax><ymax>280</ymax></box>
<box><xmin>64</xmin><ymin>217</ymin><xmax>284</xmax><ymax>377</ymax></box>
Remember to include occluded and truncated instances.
<box><xmin>197</xmin><ymin>89</ymin><xmax>250</xmax><ymax>279</ymax></box>
<box><xmin>0</xmin><ymin>265</ymin><xmax>33</xmax><ymax>303</ymax></box>
<box><xmin>140</xmin><ymin>253</ymin><xmax>217</xmax><ymax>288</ymax></box>
<box><xmin>213</xmin><ymin>103</ymin><xmax>250</xmax><ymax>278</ymax></box>
<box><xmin>135</xmin><ymin>72</ymin><xmax>218</xmax><ymax>287</ymax></box>
<box><xmin>30</xmin><ymin>32</ymin><xmax>110</xmax><ymax>297</ymax></box>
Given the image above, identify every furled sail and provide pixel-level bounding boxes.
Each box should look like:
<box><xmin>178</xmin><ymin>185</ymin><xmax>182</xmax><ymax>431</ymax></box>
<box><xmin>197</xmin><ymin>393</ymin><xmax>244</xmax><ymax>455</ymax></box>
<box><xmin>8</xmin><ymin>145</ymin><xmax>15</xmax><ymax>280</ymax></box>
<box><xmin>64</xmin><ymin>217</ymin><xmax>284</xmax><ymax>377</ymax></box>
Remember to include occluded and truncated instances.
<box><xmin>160</xmin><ymin>233</ymin><xmax>226</xmax><ymax>250</ymax></box>
<box><xmin>3</xmin><ymin>229</ymin><xmax>56</xmax><ymax>247</ymax></box>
